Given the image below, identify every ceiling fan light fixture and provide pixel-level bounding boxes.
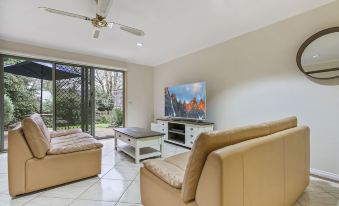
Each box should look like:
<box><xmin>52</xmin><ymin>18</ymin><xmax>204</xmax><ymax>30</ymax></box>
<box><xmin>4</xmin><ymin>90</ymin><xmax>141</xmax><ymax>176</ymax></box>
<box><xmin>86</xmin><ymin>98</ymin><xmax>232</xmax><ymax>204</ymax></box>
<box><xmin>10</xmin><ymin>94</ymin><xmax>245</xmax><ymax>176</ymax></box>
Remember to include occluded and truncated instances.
<box><xmin>137</xmin><ymin>42</ymin><xmax>143</xmax><ymax>47</ymax></box>
<box><xmin>108</xmin><ymin>22</ymin><xmax>114</xmax><ymax>28</ymax></box>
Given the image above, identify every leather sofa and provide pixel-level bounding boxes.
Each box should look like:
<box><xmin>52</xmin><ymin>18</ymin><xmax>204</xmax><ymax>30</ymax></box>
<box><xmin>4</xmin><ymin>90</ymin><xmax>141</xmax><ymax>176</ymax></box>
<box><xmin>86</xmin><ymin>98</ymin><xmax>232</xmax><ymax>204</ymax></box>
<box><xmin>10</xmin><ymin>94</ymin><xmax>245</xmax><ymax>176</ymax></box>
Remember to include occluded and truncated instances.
<box><xmin>8</xmin><ymin>113</ymin><xmax>103</xmax><ymax>197</ymax></box>
<box><xmin>141</xmin><ymin>117</ymin><xmax>310</xmax><ymax>206</ymax></box>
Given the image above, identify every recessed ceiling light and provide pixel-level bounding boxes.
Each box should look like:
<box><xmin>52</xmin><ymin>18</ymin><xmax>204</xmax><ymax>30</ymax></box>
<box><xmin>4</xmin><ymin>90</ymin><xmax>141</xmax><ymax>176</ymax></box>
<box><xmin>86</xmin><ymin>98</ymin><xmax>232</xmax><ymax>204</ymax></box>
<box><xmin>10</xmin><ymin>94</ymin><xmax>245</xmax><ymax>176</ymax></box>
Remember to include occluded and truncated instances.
<box><xmin>137</xmin><ymin>42</ymin><xmax>143</xmax><ymax>47</ymax></box>
<box><xmin>313</xmin><ymin>54</ymin><xmax>320</xmax><ymax>58</ymax></box>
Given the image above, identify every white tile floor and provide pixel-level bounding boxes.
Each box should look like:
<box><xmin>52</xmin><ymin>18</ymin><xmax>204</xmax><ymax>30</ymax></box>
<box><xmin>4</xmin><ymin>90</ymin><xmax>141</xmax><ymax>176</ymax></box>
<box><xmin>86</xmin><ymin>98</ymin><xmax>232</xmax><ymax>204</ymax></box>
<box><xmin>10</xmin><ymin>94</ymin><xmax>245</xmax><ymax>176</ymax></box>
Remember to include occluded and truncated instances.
<box><xmin>0</xmin><ymin>139</ymin><xmax>338</xmax><ymax>206</ymax></box>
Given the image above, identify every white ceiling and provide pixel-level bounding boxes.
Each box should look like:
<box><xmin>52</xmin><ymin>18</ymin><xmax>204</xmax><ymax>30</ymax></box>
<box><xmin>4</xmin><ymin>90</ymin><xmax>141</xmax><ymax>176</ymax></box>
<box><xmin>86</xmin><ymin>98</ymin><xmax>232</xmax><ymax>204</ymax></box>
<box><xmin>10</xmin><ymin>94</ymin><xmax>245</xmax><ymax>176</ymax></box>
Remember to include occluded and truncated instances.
<box><xmin>0</xmin><ymin>0</ymin><xmax>334</xmax><ymax>66</ymax></box>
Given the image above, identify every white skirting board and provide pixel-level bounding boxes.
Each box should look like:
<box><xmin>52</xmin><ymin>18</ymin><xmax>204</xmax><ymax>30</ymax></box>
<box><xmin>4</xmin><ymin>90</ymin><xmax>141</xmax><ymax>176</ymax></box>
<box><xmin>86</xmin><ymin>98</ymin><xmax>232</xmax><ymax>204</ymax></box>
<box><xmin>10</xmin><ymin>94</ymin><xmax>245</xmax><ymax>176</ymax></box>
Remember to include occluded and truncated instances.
<box><xmin>310</xmin><ymin>168</ymin><xmax>339</xmax><ymax>182</ymax></box>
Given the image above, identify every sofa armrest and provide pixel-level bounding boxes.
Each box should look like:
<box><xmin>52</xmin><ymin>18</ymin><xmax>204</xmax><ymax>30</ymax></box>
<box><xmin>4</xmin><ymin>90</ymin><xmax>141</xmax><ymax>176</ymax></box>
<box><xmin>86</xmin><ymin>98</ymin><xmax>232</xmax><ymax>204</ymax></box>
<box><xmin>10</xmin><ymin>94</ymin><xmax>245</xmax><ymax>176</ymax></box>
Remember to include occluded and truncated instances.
<box><xmin>50</xmin><ymin>128</ymin><xmax>82</xmax><ymax>138</ymax></box>
<box><xmin>196</xmin><ymin>147</ymin><xmax>246</xmax><ymax>206</ymax></box>
<box><xmin>143</xmin><ymin>159</ymin><xmax>185</xmax><ymax>189</ymax></box>
<box><xmin>8</xmin><ymin>127</ymin><xmax>34</xmax><ymax>197</ymax></box>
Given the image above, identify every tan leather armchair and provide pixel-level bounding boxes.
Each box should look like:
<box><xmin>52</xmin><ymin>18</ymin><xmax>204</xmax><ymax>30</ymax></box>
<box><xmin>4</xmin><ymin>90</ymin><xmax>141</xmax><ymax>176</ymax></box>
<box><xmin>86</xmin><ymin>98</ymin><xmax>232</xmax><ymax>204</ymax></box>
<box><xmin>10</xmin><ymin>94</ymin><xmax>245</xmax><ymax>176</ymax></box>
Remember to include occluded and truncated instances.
<box><xmin>141</xmin><ymin>117</ymin><xmax>310</xmax><ymax>206</ymax></box>
<box><xmin>8</xmin><ymin>114</ymin><xmax>103</xmax><ymax>197</ymax></box>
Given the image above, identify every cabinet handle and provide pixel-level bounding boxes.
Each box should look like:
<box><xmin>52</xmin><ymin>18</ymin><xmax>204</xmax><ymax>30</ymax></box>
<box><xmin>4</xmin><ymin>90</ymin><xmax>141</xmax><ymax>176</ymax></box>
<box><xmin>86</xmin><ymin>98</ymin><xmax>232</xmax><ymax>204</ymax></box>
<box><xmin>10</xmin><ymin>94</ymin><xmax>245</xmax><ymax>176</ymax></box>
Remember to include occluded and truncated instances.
<box><xmin>118</xmin><ymin>135</ymin><xmax>121</xmax><ymax>137</ymax></box>
<box><xmin>190</xmin><ymin>128</ymin><xmax>193</xmax><ymax>131</ymax></box>
<box><xmin>190</xmin><ymin>141</ymin><xmax>193</xmax><ymax>144</ymax></box>
<box><xmin>190</xmin><ymin>135</ymin><xmax>193</xmax><ymax>138</ymax></box>
<box><xmin>162</xmin><ymin>129</ymin><xmax>164</xmax><ymax>131</ymax></box>
<box><xmin>128</xmin><ymin>139</ymin><xmax>131</xmax><ymax>141</ymax></box>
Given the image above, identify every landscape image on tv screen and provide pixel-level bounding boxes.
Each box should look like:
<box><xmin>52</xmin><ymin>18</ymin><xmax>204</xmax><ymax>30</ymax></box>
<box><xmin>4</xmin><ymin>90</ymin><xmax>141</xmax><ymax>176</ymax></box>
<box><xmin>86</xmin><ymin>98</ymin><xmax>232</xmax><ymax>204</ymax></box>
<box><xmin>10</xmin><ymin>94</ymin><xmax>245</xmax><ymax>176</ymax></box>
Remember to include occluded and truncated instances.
<box><xmin>165</xmin><ymin>82</ymin><xmax>206</xmax><ymax>120</ymax></box>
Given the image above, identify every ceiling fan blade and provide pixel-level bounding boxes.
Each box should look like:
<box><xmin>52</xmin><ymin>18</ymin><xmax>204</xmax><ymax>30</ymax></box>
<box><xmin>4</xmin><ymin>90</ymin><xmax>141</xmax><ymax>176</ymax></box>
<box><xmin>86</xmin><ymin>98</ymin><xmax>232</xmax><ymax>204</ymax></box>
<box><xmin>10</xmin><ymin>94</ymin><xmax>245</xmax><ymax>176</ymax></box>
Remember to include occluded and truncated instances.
<box><xmin>109</xmin><ymin>21</ymin><xmax>145</xmax><ymax>36</ymax></box>
<box><xmin>93</xmin><ymin>29</ymin><xmax>100</xmax><ymax>39</ymax></box>
<box><xmin>39</xmin><ymin>7</ymin><xmax>91</xmax><ymax>21</ymax></box>
<box><xmin>120</xmin><ymin>26</ymin><xmax>145</xmax><ymax>36</ymax></box>
<box><xmin>96</xmin><ymin>0</ymin><xmax>113</xmax><ymax>18</ymax></box>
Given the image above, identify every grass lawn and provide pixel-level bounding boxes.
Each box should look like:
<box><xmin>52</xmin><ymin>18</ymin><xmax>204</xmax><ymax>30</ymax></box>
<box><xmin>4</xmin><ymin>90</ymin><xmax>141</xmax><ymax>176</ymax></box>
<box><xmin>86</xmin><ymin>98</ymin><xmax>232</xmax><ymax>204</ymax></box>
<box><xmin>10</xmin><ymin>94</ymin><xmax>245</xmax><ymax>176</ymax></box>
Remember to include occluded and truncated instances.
<box><xmin>95</xmin><ymin>123</ymin><xmax>112</xmax><ymax>128</ymax></box>
<box><xmin>53</xmin><ymin>123</ymin><xmax>112</xmax><ymax>130</ymax></box>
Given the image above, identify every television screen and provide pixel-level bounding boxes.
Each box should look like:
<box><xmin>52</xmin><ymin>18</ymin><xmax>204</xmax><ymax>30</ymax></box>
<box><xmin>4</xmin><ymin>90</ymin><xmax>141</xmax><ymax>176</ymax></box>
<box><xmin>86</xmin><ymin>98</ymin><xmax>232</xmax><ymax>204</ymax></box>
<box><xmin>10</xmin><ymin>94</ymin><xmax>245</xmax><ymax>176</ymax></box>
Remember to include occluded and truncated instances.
<box><xmin>165</xmin><ymin>82</ymin><xmax>206</xmax><ymax>120</ymax></box>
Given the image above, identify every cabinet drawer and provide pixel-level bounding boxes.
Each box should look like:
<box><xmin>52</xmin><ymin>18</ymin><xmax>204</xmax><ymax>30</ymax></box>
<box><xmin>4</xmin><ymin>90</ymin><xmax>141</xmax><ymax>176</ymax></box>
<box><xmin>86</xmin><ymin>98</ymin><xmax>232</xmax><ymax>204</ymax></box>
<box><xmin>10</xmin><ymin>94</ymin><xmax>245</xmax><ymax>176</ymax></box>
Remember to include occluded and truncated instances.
<box><xmin>186</xmin><ymin>125</ymin><xmax>199</xmax><ymax>133</ymax></box>
<box><xmin>186</xmin><ymin>132</ymin><xmax>198</xmax><ymax>139</ymax></box>
<box><xmin>151</xmin><ymin>123</ymin><xmax>168</xmax><ymax>134</ymax></box>
<box><xmin>157</xmin><ymin>120</ymin><xmax>168</xmax><ymax>128</ymax></box>
<box><xmin>186</xmin><ymin>139</ymin><xmax>195</xmax><ymax>148</ymax></box>
<box><xmin>116</xmin><ymin>132</ymin><xmax>135</xmax><ymax>146</ymax></box>
<box><xmin>159</xmin><ymin>127</ymin><xmax>167</xmax><ymax>133</ymax></box>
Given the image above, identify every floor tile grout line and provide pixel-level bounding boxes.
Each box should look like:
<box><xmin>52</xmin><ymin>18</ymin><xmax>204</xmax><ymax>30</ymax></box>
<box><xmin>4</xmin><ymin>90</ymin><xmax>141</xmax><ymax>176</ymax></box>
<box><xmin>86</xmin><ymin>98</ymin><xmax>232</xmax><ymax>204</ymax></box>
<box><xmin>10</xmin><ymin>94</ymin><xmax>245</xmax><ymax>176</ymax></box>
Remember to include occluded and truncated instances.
<box><xmin>68</xmin><ymin>153</ymin><xmax>133</xmax><ymax>205</ymax></box>
<box><xmin>296</xmin><ymin>200</ymin><xmax>304</xmax><ymax>206</ymax></box>
<box><xmin>326</xmin><ymin>191</ymin><xmax>339</xmax><ymax>200</ymax></box>
<box><xmin>114</xmin><ymin>178</ymin><xmax>136</xmax><ymax>205</ymax></box>
<box><xmin>100</xmin><ymin>160</ymin><xmax>122</xmax><ymax>178</ymax></box>
<box><xmin>67</xmin><ymin>177</ymin><xmax>102</xmax><ymax>206</ymax></box>
<box><xmin>100</xmin><ymin>163</ymin><xmax>140</xmax><ymax>181</ymax></box>
<box><xmin>21</xmin><ymin>178</ymin><xmax>100</xmax><ymax>206</ymax></box>
<box><xmin>22</xmin><ymin>191</ymin><xmax>43</xmax><ymax>206</ymax></box>
<box><xmin>115</xmin><ymin>157</ymin><xmax>143</xmax><ymax>205</ymax></box>
<box><xmin>110</xmin><ymin>144</ymin><xmax>141</xmax><ymax>205</ymax></box>
<box><xmin>71</xmin><ymin>178</ymin><xmax>134</xmax><ymax>205</ymax></box>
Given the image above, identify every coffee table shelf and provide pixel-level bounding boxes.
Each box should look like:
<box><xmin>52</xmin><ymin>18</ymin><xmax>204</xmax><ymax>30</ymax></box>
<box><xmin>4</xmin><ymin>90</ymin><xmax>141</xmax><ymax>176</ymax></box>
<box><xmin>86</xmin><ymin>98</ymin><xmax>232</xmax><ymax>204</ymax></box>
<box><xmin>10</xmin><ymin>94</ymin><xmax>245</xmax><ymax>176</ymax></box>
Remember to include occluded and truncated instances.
<box><xmin>119</xmin><ymin>145</ymin><xmax>162</xmax><ymax>161</ymax></box>
<box><xmin>114</xmin><ymin>127</ymin><xmax>165</xmax><ymax>163</ymax></box>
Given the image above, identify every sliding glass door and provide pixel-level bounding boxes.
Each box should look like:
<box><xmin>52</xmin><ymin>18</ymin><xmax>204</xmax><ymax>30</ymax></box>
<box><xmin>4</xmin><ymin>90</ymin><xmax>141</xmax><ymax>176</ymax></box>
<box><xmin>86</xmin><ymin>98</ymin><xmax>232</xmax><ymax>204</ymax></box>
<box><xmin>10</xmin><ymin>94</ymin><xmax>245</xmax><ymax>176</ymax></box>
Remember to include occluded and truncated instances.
<box><xmin>94</xmin><ymin>69</ymin><xmax>124</xmax><ymax>139</ymax></box>
<box><xmin>0</xmin><ymin>54</ymin><xmax>125</xmax><ymax>152</ymax></box>
<box><xmin>54</xmin><ymin>64</ymin><xmax>95</xmax><ymax>133</ymax></box>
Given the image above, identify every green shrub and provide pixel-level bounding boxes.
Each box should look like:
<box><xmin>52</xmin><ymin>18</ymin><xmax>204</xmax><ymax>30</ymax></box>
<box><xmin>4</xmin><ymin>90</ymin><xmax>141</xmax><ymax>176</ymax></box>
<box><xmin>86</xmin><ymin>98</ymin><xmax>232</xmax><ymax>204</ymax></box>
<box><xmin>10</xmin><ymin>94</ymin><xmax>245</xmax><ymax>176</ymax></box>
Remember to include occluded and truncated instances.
<box><xmin>42</xmin><ymin>99</ymin><xmax>53</xmax><ymax>114</ymax></box>
<box><xmin>97</xmin><ymin>115</ymin><xmax>110</xmax><ymax>124</ymax></box>
<box><xmin>4</xmin><ymin>73</ymin><xmax>38</xmax><ymax>122</ymax></box>
<box><xmin>97</xmin><ymin>98</ymin><xmax>114</xmax><ymax>111</ymax></box>
<box><xmin>4</xmin><ymin>94</ymin><xmax>14</xmax><ymax>126</ymax></box>
<box><xmin>112</xmin><ymin>108</ymin><xmax>123</xmax><ymax>127</ymax></box>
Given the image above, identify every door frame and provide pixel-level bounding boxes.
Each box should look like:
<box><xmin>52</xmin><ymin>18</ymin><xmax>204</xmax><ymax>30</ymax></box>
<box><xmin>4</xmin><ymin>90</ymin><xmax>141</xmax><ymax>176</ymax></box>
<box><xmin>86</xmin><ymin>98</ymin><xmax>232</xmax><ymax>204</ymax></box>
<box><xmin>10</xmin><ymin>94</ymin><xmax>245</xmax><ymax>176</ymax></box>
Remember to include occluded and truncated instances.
<box><xmin>92</xmin><ymin>68</ymin><xmax>126</xmax><ymax>138</ymax></box>
<box><xmin>0</xmin><ymin>54</ymin><xmax>5</xmax><ymax>152</ymax></box>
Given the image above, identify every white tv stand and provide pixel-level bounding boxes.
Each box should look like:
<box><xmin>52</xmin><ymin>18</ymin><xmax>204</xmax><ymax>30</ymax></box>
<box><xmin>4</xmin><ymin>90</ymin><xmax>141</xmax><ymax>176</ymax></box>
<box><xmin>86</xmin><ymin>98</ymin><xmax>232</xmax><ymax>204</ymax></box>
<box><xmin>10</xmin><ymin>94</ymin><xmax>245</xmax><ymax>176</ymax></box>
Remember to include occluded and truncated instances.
<box><xmin>151</xmin><ymin>118</ymin><xmax>214</xmax><ymax>148</ymax></box>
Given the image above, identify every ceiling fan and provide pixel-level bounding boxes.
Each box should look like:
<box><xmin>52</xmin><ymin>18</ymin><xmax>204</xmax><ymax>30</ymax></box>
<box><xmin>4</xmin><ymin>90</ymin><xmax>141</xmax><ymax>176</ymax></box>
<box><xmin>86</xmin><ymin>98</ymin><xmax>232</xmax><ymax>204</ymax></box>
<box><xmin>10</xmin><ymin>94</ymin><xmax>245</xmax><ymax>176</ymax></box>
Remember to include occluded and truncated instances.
<box><xmin>39</xmin><ymin>0</ymin><xmax>145</xmax><ymax>39</ymax></box>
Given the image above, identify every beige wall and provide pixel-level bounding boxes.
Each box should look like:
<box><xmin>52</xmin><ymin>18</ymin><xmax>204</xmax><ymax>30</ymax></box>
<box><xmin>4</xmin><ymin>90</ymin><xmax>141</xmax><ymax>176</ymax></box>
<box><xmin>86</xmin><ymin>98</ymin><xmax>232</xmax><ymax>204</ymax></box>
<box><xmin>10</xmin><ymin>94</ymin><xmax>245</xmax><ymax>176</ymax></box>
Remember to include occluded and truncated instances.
<box><xmin>0</xmin><ymin>40</ymin><xmax>154</xmax><ymax>129</ymax></box>
<box><xmin>126</xmin><ymin>63</ymin><xmax>154</xmax><ymax>128</ymax></box>
<box><xmin>154</xmin><ymin>1</ymin><xmax>339</xmax><ymax>175</ymax></box>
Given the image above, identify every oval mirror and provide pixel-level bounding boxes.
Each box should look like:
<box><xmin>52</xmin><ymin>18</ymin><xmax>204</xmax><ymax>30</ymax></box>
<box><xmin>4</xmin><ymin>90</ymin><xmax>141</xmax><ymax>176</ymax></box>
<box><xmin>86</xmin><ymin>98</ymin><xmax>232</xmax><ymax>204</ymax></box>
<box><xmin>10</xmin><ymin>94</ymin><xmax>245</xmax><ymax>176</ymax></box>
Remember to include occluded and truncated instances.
<box><xmin>297</xmin><ymin>27</ymin><xmax>339</xmax><ymax>79</ymax></box>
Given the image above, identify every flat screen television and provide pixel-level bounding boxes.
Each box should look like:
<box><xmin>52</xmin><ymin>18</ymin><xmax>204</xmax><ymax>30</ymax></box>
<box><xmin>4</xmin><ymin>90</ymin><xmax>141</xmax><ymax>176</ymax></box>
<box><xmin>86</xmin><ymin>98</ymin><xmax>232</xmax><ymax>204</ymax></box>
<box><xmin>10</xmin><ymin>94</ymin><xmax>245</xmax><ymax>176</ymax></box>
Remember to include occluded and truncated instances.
<box><xmin>165</xmin><ymin>81</ymin><xmax>206</xmax><ymax>120</ymax></box>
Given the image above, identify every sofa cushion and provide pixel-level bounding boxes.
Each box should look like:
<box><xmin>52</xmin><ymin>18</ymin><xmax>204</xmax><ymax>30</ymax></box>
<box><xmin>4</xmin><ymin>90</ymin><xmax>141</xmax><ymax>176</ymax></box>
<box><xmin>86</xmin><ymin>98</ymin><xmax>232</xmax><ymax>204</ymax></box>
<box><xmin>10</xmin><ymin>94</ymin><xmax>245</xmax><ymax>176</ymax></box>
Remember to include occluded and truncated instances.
<box><xmin>143</xmin><ymin>152</ymin><xmax>190</xmax><ymax>189</ymax></box>
<box><xmin>50</xmin><ymin>128</ymin><xmax>83</xmax><ymax>138</ymax></box>
<box><xmin>48</xmin><ymin>132</ymin><xmax>103</xmax><ymax>155</ymax></box>
<box><xmin>181</xmin><ymin>116</ymin><xmax>298</xmax><ymax>202</ymax></box>
<box><xmin>143</xmin><ymin>159</ymin><xmax>185</xmax><ymax>189</ymax></box>
<box><xmin>165</xmin><ymin>152</ymin><xmax>190</xmax><ymax>171</ymax></box>
<box><xmin>22</xmin><ymin>114</ymin><xmax>51</xmax><ymax>159</ymax></box>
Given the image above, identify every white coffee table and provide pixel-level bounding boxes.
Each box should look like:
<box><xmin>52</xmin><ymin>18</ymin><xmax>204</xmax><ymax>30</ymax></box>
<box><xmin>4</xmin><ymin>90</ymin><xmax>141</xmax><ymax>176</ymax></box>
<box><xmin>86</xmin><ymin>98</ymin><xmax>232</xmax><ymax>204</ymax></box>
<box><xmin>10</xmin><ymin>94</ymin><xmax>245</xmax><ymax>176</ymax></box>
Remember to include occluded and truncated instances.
<box><xmin>114</xmin><ymin>127</ymin><xmax>165</xmax><ymax>163</ymax></box>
